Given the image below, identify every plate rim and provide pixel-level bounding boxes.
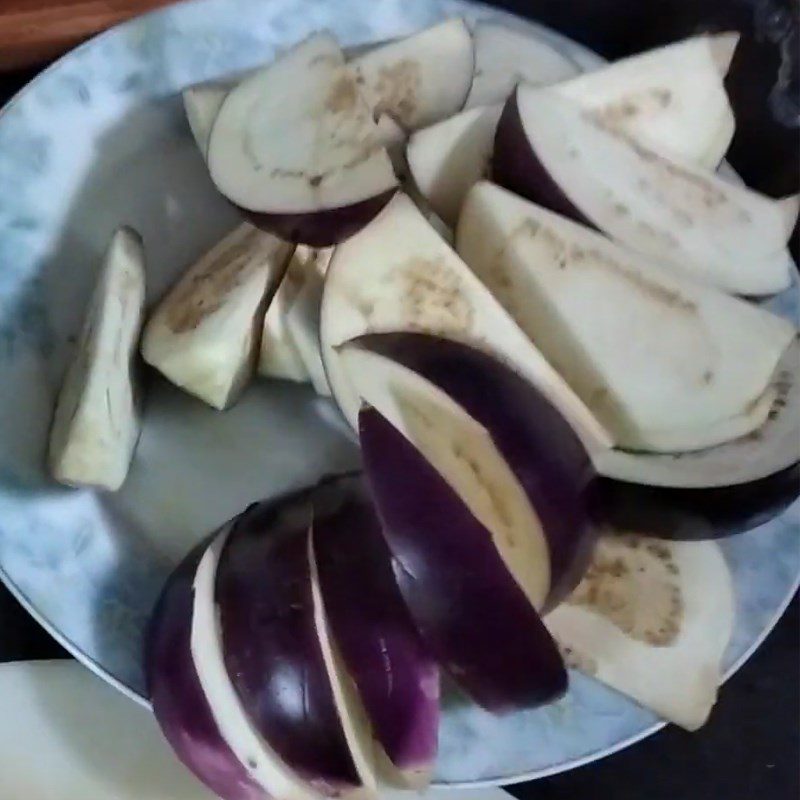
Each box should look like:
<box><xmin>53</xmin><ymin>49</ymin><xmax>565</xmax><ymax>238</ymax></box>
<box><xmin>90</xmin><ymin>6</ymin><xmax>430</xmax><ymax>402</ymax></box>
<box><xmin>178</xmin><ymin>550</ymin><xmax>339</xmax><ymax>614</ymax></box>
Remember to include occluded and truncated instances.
<box><xmin>0</xmin><ymin>0</ymin><xmax>796</xmax><ymax>786</ymax></box>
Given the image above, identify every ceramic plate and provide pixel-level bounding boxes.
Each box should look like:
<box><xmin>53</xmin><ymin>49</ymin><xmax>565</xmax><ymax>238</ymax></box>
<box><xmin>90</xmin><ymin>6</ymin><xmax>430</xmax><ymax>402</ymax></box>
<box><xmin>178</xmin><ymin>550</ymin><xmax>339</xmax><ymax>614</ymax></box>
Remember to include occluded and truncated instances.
<box><xmin>0</xmin><ymin>0</ymin><xmax>797</xmax><ymax>787</ymax></box>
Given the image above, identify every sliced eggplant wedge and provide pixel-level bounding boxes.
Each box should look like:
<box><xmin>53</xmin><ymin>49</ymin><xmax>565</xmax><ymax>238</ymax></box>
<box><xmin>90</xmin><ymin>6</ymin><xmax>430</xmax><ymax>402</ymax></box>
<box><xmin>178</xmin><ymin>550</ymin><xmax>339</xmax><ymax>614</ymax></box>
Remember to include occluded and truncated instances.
<box><xmin>214</xmin><ymin>497</ymin><xmax>370</xmax><ymax>800</ymax></box>
<box><xmin>341</xmin><ymin>333</ymin><xmax>597</xmax><ymax>608</ymax></box>
<box><xmin>457</xmin><ymin>181</ymin><xmax>796</xmax><ymax>453</ymax></box>
<box><xmin>284</xmin><ymin>246</ymin><xmax>335</xmax><ymax>396</ymax></box>
<box><xmin>554</xmin><ymin>33</ymin><xmax>737</xmax><ymax>168</ymax></box>
<box><xmin>309</xmin><ymin>475</ymin><xmax>439</xmax><ymax>789</ymax></box>
<box><xmin>465</xmin><ymin>22</ymin><xmax>581</xmax><ymax>108</ymax></box>
<box><xmin>48</xmin><ymin>226</ymin><xmax>146</xmax><ymax>491</ymax></box>
<box><xmin>207</xmin><ymin>33</ymin><xmax>397</xmax><ymax>246</ymax></box>
<box><xmin>142</xmin><ymin>223</ymin><xmax>292</xmax><ymax>410</ymax></box>
<box><xmin>350</xmin><ymin>19</ymin><xmax>474</xmax><ymax>131</ymax></box>
<box><xmin>320</xmin><ymin>192</ymin><xmax>612</xmax><ymax>451</ymax></box>
<box><xmin>494</xmin><ymin>87</ymin><xmax>794</xmax><ymax>296</ymax></box>
<box><xmin>407</xmin><ymin>104</ymin><xmax>502</xmax><ymax>226</ymax></box>
<box><xmin>360</xmin><ymin>405</ymin><xmax>567</xmax><ymax>713</ymax></box>
<box><xmin>545</xmin><ymin>531</ymin><xmax>734</xmax><ymax>731</ymax></box>
<box><xmin>183</xmin><ymin>79</ymin><xmax>236</xmax><ymax>155</ymax></box>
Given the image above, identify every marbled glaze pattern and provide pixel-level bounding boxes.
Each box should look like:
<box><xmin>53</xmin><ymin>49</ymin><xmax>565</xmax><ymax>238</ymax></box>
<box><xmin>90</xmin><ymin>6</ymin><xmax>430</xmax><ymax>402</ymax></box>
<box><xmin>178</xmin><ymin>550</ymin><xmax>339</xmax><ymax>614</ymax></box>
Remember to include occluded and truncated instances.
<box><xmin>0</xmin><ymin>0</ymin><xmax>797</xmax><ymax>786</ymax></box>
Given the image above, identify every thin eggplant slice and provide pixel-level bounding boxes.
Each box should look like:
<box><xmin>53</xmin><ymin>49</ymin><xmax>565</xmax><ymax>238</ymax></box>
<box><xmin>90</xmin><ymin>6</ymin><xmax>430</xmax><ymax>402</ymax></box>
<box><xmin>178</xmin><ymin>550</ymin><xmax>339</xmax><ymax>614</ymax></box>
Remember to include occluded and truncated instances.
<box><xmin>48</xmin><ymin>226</ymin><xmax>146</xmax><ymax>491</ymax></box>
<box><xmin>545</xmin><ymin>531</ymin><xmax>734</xmax><ymax>731</ymax></box>
<box><xmin>360</xmin><ymin>406</ymin><xmax>567</xmax><ymax>713</ymax></box>
<box><xmin>494</xmin><ymin>87</ymin><xmax>793</xmax><ymax>296</ymax></box>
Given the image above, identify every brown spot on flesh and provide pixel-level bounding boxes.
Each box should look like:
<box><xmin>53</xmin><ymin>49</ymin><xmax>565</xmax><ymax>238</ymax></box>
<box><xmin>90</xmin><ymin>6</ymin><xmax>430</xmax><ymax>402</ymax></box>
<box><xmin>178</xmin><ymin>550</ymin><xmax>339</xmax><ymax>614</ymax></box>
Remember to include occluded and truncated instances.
<box><xmin>372</xmin><ymin>59</ymin><xmax>422</xmax><ymax>129</ymax></box>
<box><xmin>567</xmin><ymin>534</ymin><xmax>684</xmax><ymax>647</ymax></box>
<box><xmin>166</xmin><ymin>228</ymin><xmax>261</xmax><ymax>333</ymax></box>
<box><xmin>325</xmin><ymin>74</ymin><xmax>359</xmax><ymax>114</ymax></box>
<box><xmin>560</xmin><ymin>644</ymin><xmax>598</xmax><ymax>676</ymax></box>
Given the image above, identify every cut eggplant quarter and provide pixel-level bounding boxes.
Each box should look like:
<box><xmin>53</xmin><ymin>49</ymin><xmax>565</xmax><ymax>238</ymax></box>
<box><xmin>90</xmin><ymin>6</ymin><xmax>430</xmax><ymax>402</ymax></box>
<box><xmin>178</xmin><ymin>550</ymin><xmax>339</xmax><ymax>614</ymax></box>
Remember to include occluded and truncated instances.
<box><xmin>183</xmin><ymin>79</ymin><xmax>236</xmax><ymax>156</ymax></box>
<box><xmin>360</xmin><ymin>406</ymin><xmax>567</xmax><ymax>712</ymax></box>
<box><xmin>407</xmin><ymin>104</ymin><xmax>502</xmax><ymax>226</ymax></box>
<box><xmin>207</xmin><ymin>33</ymin><xmax>397</xmax><ymax>246</ymax></box>
<box><xmin>142</xmin><ymin>223</ymin><xmax>292</xmax><ymax>410</ymax></box>
<box><xmin>320</xmin><ymin>192</ymin><xmax>612</xmax><ymax>451</ymax></box>
<box><xmin>350</xmin><ymin>18</ymin><xmax>474</xmax><ymax>131</ymax></box>
<box><xmin>553</xmin><ymin>33</ymin><xmax>737</xmax><ymax>168</ymax></box>
<box><xmin>214</xmin><ymin>495</ymin><xmax>372</xmax><ymax>800</ymax></box>
<box><xmin>147</xmin><ymin>538</ymin><xmax>271</xmax><ymax>800</ymax></box>
<box><xmin>284</xmin><ymin>246</ymin><xmax>335</xmax><ymax>396</ymax></box>
<box><xmin>341</xmin><ymin>333</ymin><xmax>597</xmax><ymax>609</ymax></box>
<box><xmin>545</xmin><ymin>531</ymin><xmax>735</xmax><ymax>731</ymax></box>
<box><xmin>495</xmin><ymin>87</ymin><xmax>794</xmax><ymax>296</ymax></box>
<box><xmin>309</xmin><ymin>475</ymin><xmax>439</xmax><ymax>789</ymax></box>
<box><xmin>0</xmin><ymin>660</ymin><xmax>218</xmax><ymax>800</ymax></box>
<box><xmin>457</xmin><ymin>181</ymin><xmax>796</xmax><ymax>453</ymax></box>
<box><xmin>48</xmin><ymin>226</ymin><xmax>146</xmax><ymax>491</ymax></box>
<box><xmin>465</xmin><ymin>22</ymin><xmax>581</xmax><ymax>108</ymax></box>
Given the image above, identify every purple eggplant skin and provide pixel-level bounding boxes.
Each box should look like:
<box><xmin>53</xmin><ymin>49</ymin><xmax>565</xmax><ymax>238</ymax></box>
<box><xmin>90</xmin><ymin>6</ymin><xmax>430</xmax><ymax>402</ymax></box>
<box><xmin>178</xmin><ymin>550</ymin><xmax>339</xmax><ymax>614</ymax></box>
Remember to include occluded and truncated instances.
<box><xmin>312</xmin><ymin>475</ymin><xmax>440</xmax><ymax>776</ymax></box>
<box><xmin>359</xmin><ymin>406</ymin><xmax>568</xmax><ymax>714</ymax></box>
<box><xmin>593</xmin><ymin>463</ymin><xmax>800</xmax><ymax>540</ymax></box>
<box><xmin>215</xmin><ymin>492</ymin><xmax>360</xmax><ymax>795</ymax></box>
<box><xmin>244</xmin><ymin>188</ymin><xmax>397</xmax><ymax>247</ymax></box>
<box><xmin>146</xmin><ymin>539</ymin><xmax>268</xmax><ymax>800</ymax></box>
<box><xmin>348</xmin><ymin>332</ymin><xmax>598</xmax><ymax>610</ymax></box>
<box><xmin>492</xmin><ymin>88</ymin><xmax>593</xmax><ymax>227</ymax></box>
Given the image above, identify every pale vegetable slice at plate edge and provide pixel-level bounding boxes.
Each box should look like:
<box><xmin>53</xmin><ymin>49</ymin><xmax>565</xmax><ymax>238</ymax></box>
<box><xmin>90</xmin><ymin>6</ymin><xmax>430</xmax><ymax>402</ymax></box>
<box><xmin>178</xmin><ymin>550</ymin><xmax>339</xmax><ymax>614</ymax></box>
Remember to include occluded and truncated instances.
<box><xmin>545</xmin><ymin>532</ymin><xmax>735</xmax><ymax>731</ymax></box>
<box><xmin>48</xmin><ymin>226</ymin><xmax>146</xmax><ymax>492</ymax></box>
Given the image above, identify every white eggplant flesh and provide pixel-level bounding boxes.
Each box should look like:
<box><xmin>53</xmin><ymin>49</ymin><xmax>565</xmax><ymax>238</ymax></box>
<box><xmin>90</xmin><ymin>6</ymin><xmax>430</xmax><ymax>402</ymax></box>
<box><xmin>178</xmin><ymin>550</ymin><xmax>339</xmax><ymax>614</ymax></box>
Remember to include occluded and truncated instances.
<box><xmin>207</xmin><ymin>33</ymin><xmax>396</xmax><ymax>226</ymax></box>
<box><xmin>259</xmin><ymin>248</ymin><xmax>311</xmax><ymax>384</ymax></box>
<box><xmin>320</xmin><ymin>192</ymin><xmax>612</xmax><ymax>450</ymax></box>
<box><xmin>0</xmin><ymin>661</ymin><xmax>216</xmax><ymax>799</ymax></box>
<box><xmin>340</xmin><ymin>345</ymin><xmax>552</xmax><ymax>611</ymax></box>
<box><xmin>48</xmin><ymin>226</ymin><xmax>146</xmax><ymax>491</ymax></box>
<box><xmin>457</xmin><ymin>182</ymin><xmax>796</xmax><ymax>452</ymax></box>
<box><xmin>350</xmin><ymin>19</ymin><xmax>474</xmax><ymax>131</ymax></box>
<box><xmin>183</xmin><ymin>80</ymin><xmax>235</xmax><ymax>155</ymax></box>
<box><xmin>465</xmin><ymin>22</ymin><xmax>581</xmax><ymax>108</ymax></box>
<box><xmin>507</xmin><ymin>87</ymin><xmax>793</xmax><ymax>295</ymax></box>
<box><xmin>546</xmin><ymin>532</ymin><xmax>734</xmax><ymax>731</ymax></box>
<box><xmin>284</xmin><ymin>246</ymin><xmax>335</xmax><ymax>396</ymax></box>
<box><xmin>554</xmin><ymin>33</ymin><xmax>737</xmax><ymax>168</ymax></box>
<box><xmin>407</xmin><ymin>104</ymin><xmax>502</xmax><ymax>226</ymax></box>
<box><xmin>142</xmin><ymin>223</ymin><xmax>292</xmax><ymax>410</ymax></box>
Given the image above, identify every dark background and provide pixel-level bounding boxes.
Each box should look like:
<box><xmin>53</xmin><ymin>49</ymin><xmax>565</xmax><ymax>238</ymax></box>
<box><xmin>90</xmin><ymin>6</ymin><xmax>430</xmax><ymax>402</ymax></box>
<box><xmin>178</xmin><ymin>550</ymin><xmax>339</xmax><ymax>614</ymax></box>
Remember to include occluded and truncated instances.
<box><xmin>0</xmin><ymin>0</ymin><xmax>798</xmax><ymax>797</ymax></box>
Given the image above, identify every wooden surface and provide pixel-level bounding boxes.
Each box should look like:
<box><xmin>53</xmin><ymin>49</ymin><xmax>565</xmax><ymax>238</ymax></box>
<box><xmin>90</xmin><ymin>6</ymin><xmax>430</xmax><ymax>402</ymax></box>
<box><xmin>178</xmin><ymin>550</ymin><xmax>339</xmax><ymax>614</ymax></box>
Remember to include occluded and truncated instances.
<box><xmin>0</xmin><ymin>0</ymin><xmax>176</xmax><ymax>69</ymax></box>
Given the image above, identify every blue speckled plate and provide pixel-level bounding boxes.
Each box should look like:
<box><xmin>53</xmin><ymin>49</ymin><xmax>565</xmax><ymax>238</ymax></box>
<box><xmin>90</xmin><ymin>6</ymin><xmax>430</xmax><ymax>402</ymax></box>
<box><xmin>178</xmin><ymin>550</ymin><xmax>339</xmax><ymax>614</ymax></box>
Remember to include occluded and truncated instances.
<box><xmin>0</xmin><ymin>0</ymin><xmax>797</xmax><ymax>787</ymax></box>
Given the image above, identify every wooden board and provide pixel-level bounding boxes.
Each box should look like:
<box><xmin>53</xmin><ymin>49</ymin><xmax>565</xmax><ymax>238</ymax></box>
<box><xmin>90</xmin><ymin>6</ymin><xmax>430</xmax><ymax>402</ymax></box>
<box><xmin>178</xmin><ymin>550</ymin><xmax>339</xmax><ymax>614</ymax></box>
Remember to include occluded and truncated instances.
<box><xmin>0</xmin><ymin>0</ymin><xmax>175</xmax><ymax>70</ymax></box>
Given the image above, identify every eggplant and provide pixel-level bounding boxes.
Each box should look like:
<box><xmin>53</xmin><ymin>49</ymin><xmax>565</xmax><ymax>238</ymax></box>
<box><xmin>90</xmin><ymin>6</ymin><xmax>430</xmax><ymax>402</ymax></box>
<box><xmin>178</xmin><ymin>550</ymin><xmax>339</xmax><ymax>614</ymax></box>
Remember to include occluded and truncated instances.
<box><xmin>407</xmin><ymin>104</ymin><xmax>502</xmax><ymax>227</ymax></box>
<box><xmin>465</xmin><ymin>22</ymin><xmax>580</xmax><ymax>108</ymax></box>
<box><xmin>341</xmin><ymin>333</ymin><xmax>597</xmax><ymax>608</ymax></box>
<box><xmin>493</xmin><ymin>87</ymin><xmax>796</xmax><ymax>296</ymax></box>
<box><xmin>359</xmin><ymin>406</ymin><xmax>567</xmax><ymax>713</ymax></box>
<box><xmin>183</xmin><ymin>79</ymin><xmax>236</xmax><ymax>156</ymax></box>
<box><xmin>310</xmin><ymin>475</ymin><xmax>439</xmax><ymax>788</ymax></box>
<box><xmin>146</xmin><ymin>541</ymin><xmax>268</xmax><ymax>800</ymax></box>
<box><xmin>350</xmin><ymin>19</ymin><xmax>474</xmax><ymax>131</ymax></box>
<box><xmin>545</xmin><ymin>531</ymin><xmax>735</xmax><ymax>731</ymax></box>
<box><xmin>457</xmin><ymin>181</ymin><xmax>796</xmax><ymax>454</ymax></box>
<box><xmin>207</xmin><ymin>33</ymin><xmax>397</xmax><ymax>246</ymax></box>
<box><xmin>215</xmin><ymin>497</ymin><xmax>367</xmax><ymax>798</ymax></box>
<box><xmin>553</xmin><ymin>33</ymin><xmax>738</xmax><ymax>168</ymax></box>
<box><xmin>320</xmin><ymin>192</ymin><xmax>612</xmax><ymax>452</ymax></box>
<box><xmin>48</xmin><ymin>227</ymin><xmax>146</xmax><ymax>491</ymax></box>
<box><xmin>141</xmin><ymin>224</ymin><xmax>292</xmax><ymax>410</ymax></box>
